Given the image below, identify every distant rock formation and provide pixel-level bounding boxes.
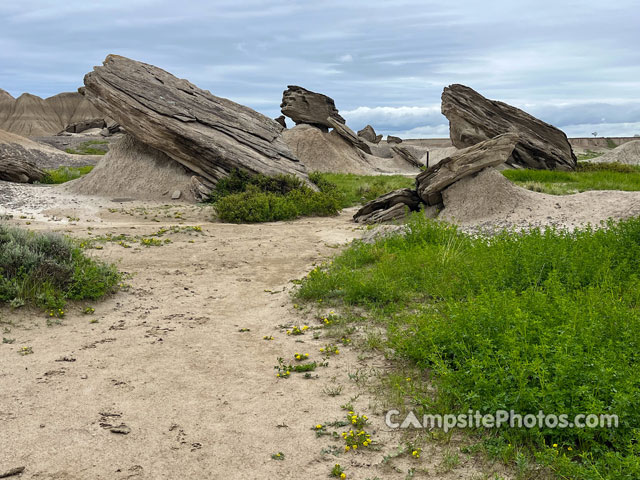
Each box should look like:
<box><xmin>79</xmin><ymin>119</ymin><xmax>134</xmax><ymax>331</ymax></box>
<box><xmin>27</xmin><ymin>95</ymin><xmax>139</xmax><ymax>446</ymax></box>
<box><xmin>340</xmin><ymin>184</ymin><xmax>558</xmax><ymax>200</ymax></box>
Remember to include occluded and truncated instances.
<box><xmin>441</xmin><ymin>84</ymin><xmax>576</xmax><ymax>170</ymax></box>
<box><xmin>387</xmin><ymin>135</ymin><xmax>402</xmax><ymax>144</ymax></box>
<box><xmin>280</xmin><ymin>85</ymin><xmax>345</xmax><ymax>131</ymax></box>
<box><xmin>0</xmin><ymin>90</ymin><xmax>104</xmax><ymax>137</ymax></box>
<box><xmin>357</xmin><ymin>125</ymin><xmax>379</xmax><ymax>143</ymax></box>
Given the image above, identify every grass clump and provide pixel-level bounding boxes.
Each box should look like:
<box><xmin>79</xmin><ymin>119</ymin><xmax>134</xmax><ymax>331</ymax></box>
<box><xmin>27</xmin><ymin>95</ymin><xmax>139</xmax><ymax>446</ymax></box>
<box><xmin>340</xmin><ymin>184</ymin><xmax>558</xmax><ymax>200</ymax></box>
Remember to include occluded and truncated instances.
<box><xmin>209</xmin><ymin>169</ymin><xmax>340</xmax><ymax>223</ymax></box>
<box><xmin>40</xmin><ymin>165</ymin><xmax>94</xmax><ymax>184</ymax></box>
<box><xmin>502</xmin><ymin>163</ymin><xmax>640</xmax><ymax>195</ymax></box>
<box><xmin>296</xmin><ymin>214</ymin><xmax>640</xmax><ymax>479</ymax></box>
<box><xmin>0</xmin><ymin>224</ymin><xmax>120</xmax><ymax>312</ymax></box>
<box><xmin>309</xmin><ymin>172</ymin><xmax>415</xmax><ymax>208</ymax></box>
<box><xmin>65</xmin><ymin>140</ymin><xmax>108</xmax><ymax>155</ymax></box>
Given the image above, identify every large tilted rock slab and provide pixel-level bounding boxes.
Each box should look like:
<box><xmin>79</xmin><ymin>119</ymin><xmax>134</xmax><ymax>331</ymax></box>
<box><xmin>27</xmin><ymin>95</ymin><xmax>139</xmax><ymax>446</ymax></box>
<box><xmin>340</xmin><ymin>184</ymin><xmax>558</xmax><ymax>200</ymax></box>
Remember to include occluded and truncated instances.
<box><xmin>353</xmin><ymin>188</ymin><xmax>422</xmax><ymax>223</ymax></box>
<box><xmin>416</xmin><ymin>133</ymin><xmax>518</xmax><ymax>205</ymax></box>
<box><xmin>281</xmin><ymin>85</ymin><xmax>345</xmax><ymax>131</ymax></box>
<box><xmin>82</xmin><ymin>55</ymin><xmax>309</xmax><ymax>186</ymax></box>
<box><xmin>442</xmin><ymin>84</ymin><xmax>576</xmax><ymax>170</ymax></box>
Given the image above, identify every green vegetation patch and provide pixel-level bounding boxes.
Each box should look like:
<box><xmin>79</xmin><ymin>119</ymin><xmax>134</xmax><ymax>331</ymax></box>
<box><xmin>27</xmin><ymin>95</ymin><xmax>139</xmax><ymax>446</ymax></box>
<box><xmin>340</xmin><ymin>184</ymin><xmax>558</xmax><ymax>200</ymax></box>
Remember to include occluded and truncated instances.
<box><xmin>209</xmin><ymin>169</ymin><xmax>341</xmax><ymax>223</ymax></box>
<box><xmin>310</xmin><ymin>172</ymin><xmax>415</xmax><ymax>208</ymax></box>
<box><xmin>502</xmin><ymin>162</ymin><xmax>640</xmax><ymax>195</ymax></box>
<box><xmin>0</xmin><ymin>225</ymin><xmax>120</xmax><ymax>312</ymax></box>
<box><xmin>65</xmin><ymin>140</ymin><xmax>109</xmax><ymax>155</ymax></box>
<box><xmin>297</xmin><ymin>214</ymin><xmax>640</xmax><ymax>479</ymax></box>
<box><xmin>40</xmin><ymin>165</ymin><xmax>94</xmax><ymax>184</ymax></box>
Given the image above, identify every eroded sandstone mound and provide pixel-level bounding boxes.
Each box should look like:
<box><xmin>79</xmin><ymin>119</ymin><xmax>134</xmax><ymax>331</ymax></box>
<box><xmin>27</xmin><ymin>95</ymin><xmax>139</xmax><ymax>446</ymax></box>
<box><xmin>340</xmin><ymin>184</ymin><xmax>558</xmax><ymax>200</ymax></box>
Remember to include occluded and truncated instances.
<box><xmin>82</xmin><ymin>55</ymin><xmax>309</xmax><ymax>186</ymax></box>
<box><xmin>65</xmin><ymin>134</ymin><xmax>200</xmax><ymax>202</ymax></box>
<box><xmin>0</xmin><ymin>91</ymin><xmax>104</xmax><ymax>137</ymax></box>
<box><xmin>442</xmin><ymin>84</ymin><xmax>576</xmax><ymax>170</ymax></box>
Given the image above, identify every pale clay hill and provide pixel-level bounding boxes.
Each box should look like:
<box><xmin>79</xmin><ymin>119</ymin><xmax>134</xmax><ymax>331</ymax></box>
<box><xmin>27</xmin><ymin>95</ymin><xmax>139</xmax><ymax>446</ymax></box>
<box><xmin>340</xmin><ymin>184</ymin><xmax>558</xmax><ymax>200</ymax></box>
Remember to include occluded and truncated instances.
<box><xmin>0</xmin><ymin>88</ymin><xmax>103</xmax><ymax>137</ymax></box>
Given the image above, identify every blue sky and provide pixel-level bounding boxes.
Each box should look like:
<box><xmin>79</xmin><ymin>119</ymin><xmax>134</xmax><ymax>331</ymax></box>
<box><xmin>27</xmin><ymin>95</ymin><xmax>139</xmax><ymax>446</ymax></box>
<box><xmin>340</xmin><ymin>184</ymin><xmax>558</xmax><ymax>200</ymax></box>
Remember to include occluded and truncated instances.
<box><xmin>1</xmin><ymin>0</ymin><xmax>639</xmax><ymax>138</ymax></box>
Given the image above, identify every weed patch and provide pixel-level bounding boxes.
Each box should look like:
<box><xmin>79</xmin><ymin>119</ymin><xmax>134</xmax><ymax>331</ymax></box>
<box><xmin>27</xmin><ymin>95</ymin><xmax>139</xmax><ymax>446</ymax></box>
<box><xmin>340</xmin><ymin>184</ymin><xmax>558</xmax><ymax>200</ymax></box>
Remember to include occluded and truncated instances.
<box><xmin>40</xmin><ymin>166</ymin><xmax>94</xmax><ymax>184</ymax></box>
<box><xmin>297</xmin><ymin>214</ymin><xmax>640</xmax><ymax>479</ymax></box>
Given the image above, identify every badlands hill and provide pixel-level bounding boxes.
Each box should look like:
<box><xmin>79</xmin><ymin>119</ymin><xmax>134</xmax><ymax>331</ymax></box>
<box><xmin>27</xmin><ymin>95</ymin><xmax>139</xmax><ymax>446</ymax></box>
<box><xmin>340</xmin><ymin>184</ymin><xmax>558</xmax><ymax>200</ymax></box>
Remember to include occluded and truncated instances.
<box><xmin>0</xmin><ymin>88</ymin><xmax>103</xmax><ymax>136</ymax></box>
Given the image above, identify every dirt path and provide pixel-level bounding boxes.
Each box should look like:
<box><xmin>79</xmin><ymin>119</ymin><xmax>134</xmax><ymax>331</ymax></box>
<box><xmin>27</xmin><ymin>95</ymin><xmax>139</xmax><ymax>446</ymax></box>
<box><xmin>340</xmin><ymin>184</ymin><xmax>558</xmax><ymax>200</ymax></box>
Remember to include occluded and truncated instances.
<box><xmin>0</xmin><ymin>184</ymin><xmax>501</xmax><ymax>479</ymax></box>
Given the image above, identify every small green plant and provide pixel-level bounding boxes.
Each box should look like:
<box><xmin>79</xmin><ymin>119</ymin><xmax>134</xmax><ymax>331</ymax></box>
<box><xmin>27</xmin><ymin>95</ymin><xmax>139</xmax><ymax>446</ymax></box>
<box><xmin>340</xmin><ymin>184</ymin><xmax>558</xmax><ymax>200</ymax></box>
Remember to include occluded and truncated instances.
<box><xmin>286</xmin><ymin>325</ymin><xmax>309</xmax><ymax>335</ymax></box>
<box><xmin>330</xmin><ymin>463</ymin><xmax>346</xmax><ymax>478</ymax></box>
<box><xmin>83</xmin><ymin>306</ymin><xmax>95</xmax><ymax>315</ymax></box>
<box><xmin>320</xmin><ymin>343</ymin><xmax>340</xmax><ymax>356</ymax></box>
<box><xmin>274</xmin><ymin>358</ymin><xmax>291</xmax><ymax>378</ymax></box>
<box><xmin>18</xmin><ymin>346</ymin><xmax>33</xmax><ymax>355</ymax></box>
<box><xmin>271</xmin><ymin>452</ymin><xmax>285</xmax><ymax>460</ymax></box>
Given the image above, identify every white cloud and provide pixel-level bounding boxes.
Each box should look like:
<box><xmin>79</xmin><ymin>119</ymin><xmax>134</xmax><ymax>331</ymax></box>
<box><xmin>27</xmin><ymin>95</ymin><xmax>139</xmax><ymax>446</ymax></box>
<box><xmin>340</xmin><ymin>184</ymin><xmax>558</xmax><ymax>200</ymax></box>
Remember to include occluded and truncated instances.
<box><xmin>338</xmin><ymin>54</ymin><xmax>353</xmax><ymax>63</ymax></box>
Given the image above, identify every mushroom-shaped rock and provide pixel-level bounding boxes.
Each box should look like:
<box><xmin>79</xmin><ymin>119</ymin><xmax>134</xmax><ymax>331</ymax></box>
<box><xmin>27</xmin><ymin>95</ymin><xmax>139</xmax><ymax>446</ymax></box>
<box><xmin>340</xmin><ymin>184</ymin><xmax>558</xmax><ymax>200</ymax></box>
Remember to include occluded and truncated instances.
<box><xmin>280</xmin><ymin>85</ymin><xmax>345</xmax><ymax>131</ymax></box>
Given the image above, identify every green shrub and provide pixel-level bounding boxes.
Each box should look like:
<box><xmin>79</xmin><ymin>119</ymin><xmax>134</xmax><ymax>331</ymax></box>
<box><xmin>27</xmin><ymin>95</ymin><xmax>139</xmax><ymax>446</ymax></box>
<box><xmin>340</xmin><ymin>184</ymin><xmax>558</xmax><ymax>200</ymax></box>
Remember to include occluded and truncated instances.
<box><xmin>0</xmin><ymin>225</ymin><xmax>120</xmax><ymax>311</ymax></box>
<box><xmin>40</xmin><ymin>166</ymin><xmax>94</xmax><ymax>184</ymax></box>
<box><xmin>297</xmin><ymin>214</ymin><xmax>640</xmax><ymax>479</ymax></box>
<box><xmin>210</xmin><ymin>170</ymin><xmax>340</xmax><ymax>223</ymax></box>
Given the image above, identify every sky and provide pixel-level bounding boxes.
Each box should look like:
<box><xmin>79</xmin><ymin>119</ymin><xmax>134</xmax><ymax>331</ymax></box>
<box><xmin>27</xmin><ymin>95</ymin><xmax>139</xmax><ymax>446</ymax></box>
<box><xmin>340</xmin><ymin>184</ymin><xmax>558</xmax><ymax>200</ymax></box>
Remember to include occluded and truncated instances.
<box><xmin>1</xmin><ymin>0</ymin><xmax>639</xmax><ymax>138</ymax></box>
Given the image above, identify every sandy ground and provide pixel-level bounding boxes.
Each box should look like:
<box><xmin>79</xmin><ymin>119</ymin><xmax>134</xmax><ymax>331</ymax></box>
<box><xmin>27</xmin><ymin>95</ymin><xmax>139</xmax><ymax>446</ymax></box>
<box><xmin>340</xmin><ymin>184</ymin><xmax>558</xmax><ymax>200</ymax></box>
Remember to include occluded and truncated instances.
<box><xmin>0</xmin><ymin>184</ymin><xmax>505</xmax><ymax>480</ymax></box>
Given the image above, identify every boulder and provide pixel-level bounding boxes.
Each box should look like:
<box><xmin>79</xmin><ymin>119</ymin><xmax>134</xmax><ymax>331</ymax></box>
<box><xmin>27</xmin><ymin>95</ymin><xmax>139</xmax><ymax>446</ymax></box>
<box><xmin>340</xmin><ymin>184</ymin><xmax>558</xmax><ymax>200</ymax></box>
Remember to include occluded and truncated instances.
<box><xmin>327</xmin><ymin>117</ymin><xmax>372</xmax><ymax>155</ymax></box>
<box><xmin>280</xmin><ymin>85</ymin><xmax>345</xmax><ymax>130</ymax></box>
<box><xmin>357</xmin><ymin>125</ymin><xmax>377</xmax><ymax>143</ymax></box>
<box><xmin>353</xmin><ymin>188</ymin><xmax>422</xmax><ymax>223</ymax></box>
<box><xmin>0</xmin><ymin>155</ymin><xmax>45</xmax><ymax>183</ymax></box>
<box><xmin>374</xmin><ymin>134</ymin><xmax>383</xmax><ymax>144</ymax></box>
<box><xmin>274</xmin><ymin>115</ymin><xmax>287</xmax><ymax>128</ymax></box>
<box><xmin>442</xmin><ymin>84</ymin><xmax>576</xmax><ymax>170</ymax></box>
<box><xmin>387</xmin><ymin>135</ymin><xmax>402</xmax><ymax>144</ymax></box>
<box><xmin>62</xmin><ymin>117</ymin><xmax>107</xmax><ymax>134</ymax></box>
<box><xmin>82</xmin><ymin>55</ymin><xmax>309</xmax><ymax>186</ymax></box>
<box><xmin>416</xmin><ymin>133</ymin><xmax>518</xmax><ymax>205</ymax></box>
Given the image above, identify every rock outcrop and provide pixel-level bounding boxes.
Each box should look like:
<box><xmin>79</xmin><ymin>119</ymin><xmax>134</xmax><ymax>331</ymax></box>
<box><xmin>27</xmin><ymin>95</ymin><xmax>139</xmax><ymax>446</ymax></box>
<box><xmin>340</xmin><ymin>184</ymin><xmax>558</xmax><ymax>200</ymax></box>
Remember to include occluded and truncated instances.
<box><xmin>274</xmin><ymin>115</ymin><xmax>287</xmax><ymax>128</ymax></box>
<box><xmin>82</xmin><ymin>55</ymin><xmax>310</xmax><ymax>186</ymax></box>
<box><xmin>0</xmin><ymin>154</ymin><xmax>45</xmax><ymax>183</ymax></box>
<box><xmin>354</xmin><ymin>133</ymin><xmax>518</xmax><ymax>223</ymax></box>
<box><xmin>587</xmin><ymin>140</ymin><xmax>640</xmax><ymax>165</ymax></box>
<box><xmin>62</xmin><ymin>118</ymin><xmax>107</xmax><ymax>134</ymax></box>
<box><xmin>0</xmin><ymin>129</ymin><xmax>101</xmax><ymax>174</ymax></box>
<box><xmin>327</xmin><ymin>117</ymin><xmax>372</xmax><ymax>155</ymax></box>
<box><xmin>280</xmin><ymin>85</ymin><xmax>345</xmax><ymax>131</ymax></box>
<box><xmin>0</xmin><ymin>91</ymin><xmax>104</xmax><ymax>137</ymax></box>
<box><xmin>391</xmin><ymin>145</ymin><xmax>422</xmax><ymax>168</ymax></box>
<box><xmin>387</xmin><ymin>135</ymin><xmax>402</xmax><ymax>144</ymax></box>
<box><xmin>441</xmin><ymin>84</ymin><xmax>576</xmax><ymax>170</ymax></box>
<box><xmin>353</xmin><ymin>188</ymin><xmax>422</xmax><ymax>223</ymax></box>
<box><xmin>416</xmin><ymin>133</ymin><xmax>518</xmax><ymax>205</ymax></box>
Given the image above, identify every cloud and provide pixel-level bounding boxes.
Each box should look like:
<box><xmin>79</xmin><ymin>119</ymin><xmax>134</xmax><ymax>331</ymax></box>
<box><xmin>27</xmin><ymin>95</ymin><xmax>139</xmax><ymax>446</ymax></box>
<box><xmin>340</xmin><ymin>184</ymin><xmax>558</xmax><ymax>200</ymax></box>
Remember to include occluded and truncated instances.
<box><xmin>0</xmin><ymin>0</ymin><xmax>638</xmax><ymax>137</ymax></box>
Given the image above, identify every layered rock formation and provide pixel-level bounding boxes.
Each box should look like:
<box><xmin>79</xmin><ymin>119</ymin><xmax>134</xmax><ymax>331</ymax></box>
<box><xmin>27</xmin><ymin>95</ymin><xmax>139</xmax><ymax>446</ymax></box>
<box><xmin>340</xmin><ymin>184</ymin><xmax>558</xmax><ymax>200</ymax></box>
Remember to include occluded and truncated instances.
<box><xmin>82</xmin><ymin>55</ymin><xmax>309</xmax><ymax>188</ymax></box>
<box><xmin>441</xmin><ymin>84</ymin><xmax>576</xmax><ymax>170</ymax></box>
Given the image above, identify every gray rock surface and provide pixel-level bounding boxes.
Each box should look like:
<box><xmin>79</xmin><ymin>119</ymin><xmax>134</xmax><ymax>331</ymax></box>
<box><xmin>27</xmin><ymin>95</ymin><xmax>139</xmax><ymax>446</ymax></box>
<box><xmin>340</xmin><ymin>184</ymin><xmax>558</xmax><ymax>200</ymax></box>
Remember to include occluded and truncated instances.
<box><xmin>327</xmin><ymin>117</ymin><xmax>372</xmax><ymax>155</ymax></box>
<box><xmin>387</xmin><ymin>135</ymin><xmax>402</xmax><ymax>144</ymax></box>
<box><xmin>280</xmin><ymin>85</ymin><xmax>345</xmax><ymax>130</ymax></box>
<box><xmin>357</xmin><ymin>125</ymin><xmax>378</xmax><ymax>143</ymax></box>
<box><xmin>442</xmin><ymin>84</ymin><xmax>576</xmax><ymax>170</ymax></box>
<box><xmin>354</xmin><ymin>188</ymin><xmax>422</xmax><ymax>223</ymax></box>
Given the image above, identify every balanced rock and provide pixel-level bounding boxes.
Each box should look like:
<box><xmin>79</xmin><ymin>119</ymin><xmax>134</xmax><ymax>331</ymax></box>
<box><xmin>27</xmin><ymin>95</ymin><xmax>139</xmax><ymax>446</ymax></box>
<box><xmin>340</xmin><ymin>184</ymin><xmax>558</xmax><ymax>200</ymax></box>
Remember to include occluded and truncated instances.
<box><xmin>357</xmin><ymin>125</ymin><xmax>378</xmax><ymax>143</ymax></box>
<box><xmin>82</xmin><ymin>55</ymin><xmax>309</xmax><ymax>186</ymax></box>
<box><xmin>281</xmin><ymin>85</ymin><xmax>345</xmax><ymax>131</ymax></box>
<box><xmin>416</xmin><ymin>133</ymin><xmax>518</xmax><ymax>205</ymax></box>
<box><xmin>387</xmin><ymin>135</ymin><xmax>402</xmax><ymax>144</ymax></box>
<box><xmin>442</xmin><ymin>84</ymin><xmax>576</xmax><ymax>170</ymax></box>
